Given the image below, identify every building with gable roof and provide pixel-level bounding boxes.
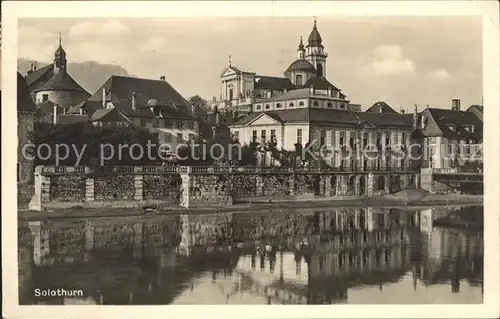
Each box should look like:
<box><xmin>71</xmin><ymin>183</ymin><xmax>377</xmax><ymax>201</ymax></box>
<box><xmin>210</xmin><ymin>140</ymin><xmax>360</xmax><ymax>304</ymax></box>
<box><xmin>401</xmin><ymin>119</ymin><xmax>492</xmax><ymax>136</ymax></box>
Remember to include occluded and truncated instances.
<box><xmin>25</xmin><ymin>35</ymin><xmax>90</xmax><ymax>111</ymax></box>
<box><xmin>85</xmin><ymin>75</ymin><xmax>199</xmax><ymax>148</ymax></box>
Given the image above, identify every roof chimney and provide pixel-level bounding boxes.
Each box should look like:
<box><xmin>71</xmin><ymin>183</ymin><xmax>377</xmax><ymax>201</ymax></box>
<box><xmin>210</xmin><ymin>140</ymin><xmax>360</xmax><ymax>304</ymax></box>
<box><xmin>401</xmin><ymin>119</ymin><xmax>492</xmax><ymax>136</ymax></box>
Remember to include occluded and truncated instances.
<box><xmin>452</xmin><ymin>99</ymin><xmax>461</xmax><ymax>111</ymax></box>
<box><xmin>132</xmin><ymin>92</ymin><xmax>136</xmax><ymax>111</ymax></box>
<box><xmin>53</xmin><ymin>104</ymin><xmax>58</xmax><ymax>124</ymax></box>
<box><xmin>160</xmin><ymin>75</ymin><xmax>165</xmax><ymax>81</ymax></box>
<box><xmin>102</xmin><ymin>88</ymin><xmax>106</xmax><ymax>108</ymax></box>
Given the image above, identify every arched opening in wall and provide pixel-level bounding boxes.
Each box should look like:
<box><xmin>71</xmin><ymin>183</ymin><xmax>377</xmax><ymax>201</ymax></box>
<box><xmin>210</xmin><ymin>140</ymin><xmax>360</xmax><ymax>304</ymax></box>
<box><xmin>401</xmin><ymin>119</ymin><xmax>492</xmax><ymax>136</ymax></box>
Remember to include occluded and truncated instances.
<box><xmin>377</xmin><ymin>176</ymin><xmax>385</xmax><ymax>190</ymax></box>
<box><xmin>330</xmin><ymin>176</ymin><xmax>337</xmax><ymax>195</ymax></box>
<box><xmin>317</xmin><ymin>64</ymin><xmax>323</xmax><ymax>77</ymax></box>
<box><xmin>358</xmin><ymin>175</ymin><xmax>366</xmax><ymax>196</ymax></box>
<box><xmin>348</xmin><ymin>175</ymin><xmax>356</xmax><ymax>195</ymax></box>
<box><xmin>295</xmin><ymin>74</ymin><xmax>303</xmax><ymax>86</ymax></box>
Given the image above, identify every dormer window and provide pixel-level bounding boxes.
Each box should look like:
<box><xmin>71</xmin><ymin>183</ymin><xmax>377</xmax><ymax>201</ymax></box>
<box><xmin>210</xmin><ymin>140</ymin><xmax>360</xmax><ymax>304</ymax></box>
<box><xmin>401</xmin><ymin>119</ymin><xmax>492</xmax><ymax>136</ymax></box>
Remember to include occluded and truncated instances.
<box><xmin>313</xmin><ymin>100</ymin><xmax>319</xmax><ymax>107</ymax></box>
<box><xmin>276</xmin><ymin>103</ymin><xmax>282</xmax><ymax>109</ymax></box>
<box><xmin>265</xmin><ymin>104</ymin><xmax>270</xmax><ymax>110</ymax></box>
<box><xmin>256</xmin><ymin>105</ymin><xmax>262</xmax><ymax>111</ymax></box>
<box><xmin>447</xmin><ymin>124</ymin><xmax>455</xmax><ymax>131</ymax></box>
<box><xmin>421</xmin><ymin>115</ymin><xmax>426</xmax><ymax>129</ymax></box>
<box><xmin>289</xmin><ymin>102</ymin><xmax>294</xmax><ymax>107</ymax></box>
<box><xmin>299</xmin><ymin>101</ymin><xmax>305</xmax><ymax>106</ymax></box>
<box><xmin>471</xmin><ymin>125</ymin><xmax>475</xmax><ymax>133</ymax></box>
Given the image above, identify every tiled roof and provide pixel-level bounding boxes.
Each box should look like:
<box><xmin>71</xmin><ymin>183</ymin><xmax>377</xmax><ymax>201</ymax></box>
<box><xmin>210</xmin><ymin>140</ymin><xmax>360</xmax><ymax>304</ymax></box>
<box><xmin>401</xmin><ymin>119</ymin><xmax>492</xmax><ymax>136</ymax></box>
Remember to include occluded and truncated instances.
<box><xmin>17</xmin><ymin>72</ymin><xmax>36</xmax><ymax>113</ymax></box>
<box><xmin>285</xmin><ymin>59</ymin><xmax>316</xmax><ymax>74</ymax></box>
<box><xmin>89</xmin><ymin>108</ymin><xmax>131</xmax><ymax>123</ymax></box>
<box><xmin>366</xmin><ymin>101</ymin><xmax>398</xmax><ymax>114</ymax></box>
<box><xmin>254</xmin><ymin>75</ymin><xmax>295</xmax><ymax>90</ymax></box>
<box><xmin>67</xmin><ymin>100</ymin><xmax>103</xmax><ymax>115</ymax></box>
<box><xmin>424</xmin><ymin>108</ymin><xmax>483</xmax><ymax>140</ymax></box>
<box><xmin>25</xmin><ymin>64</ymin><xmax>53</xmax><ymax>87</ymax></box>
<box><xmin>57</xmin><ymin>114</ymin><xmax>89</xmax><ymax>125</ymax></box>
<box><xmin>88</xmin><ymin>75</ymin><xmax>195</xmax><ymax>119</ymax></box>
<box><xmin>302</xmin><ymin>76</ymin><xmax>339</xmax><ymax>91</ymax></box>
<box><xmin>34</xmin><ymin>71</ymin><xmax>89</xmax><ymax>95</ymax></box>
<box><xmin>231</xmin><ymin>108</ymin><xmax>414</xmax><ymax>128</ymax></box>
<box><xmin>35</xmin><ymin>101</ymin><xmax>65</xmax><ymax>117</ymax></box>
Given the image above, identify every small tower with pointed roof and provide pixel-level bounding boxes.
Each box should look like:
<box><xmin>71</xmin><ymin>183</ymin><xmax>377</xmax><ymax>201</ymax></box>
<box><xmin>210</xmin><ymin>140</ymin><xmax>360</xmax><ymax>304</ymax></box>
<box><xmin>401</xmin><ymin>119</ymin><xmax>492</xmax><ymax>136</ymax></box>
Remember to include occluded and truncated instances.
<box><xmin>297</xmin><ymin>37</ymin><xmax>305</xmax><ymax>59</ymax></box>
<box><xmin>305</xmin><ymin>17</ymin><xmax>328</xmax><ymax>77</ymax></box>
<box><xmin>53</xmin><ymin>33</ymin><xmax>67</xmax><ymax>74</ymax></box>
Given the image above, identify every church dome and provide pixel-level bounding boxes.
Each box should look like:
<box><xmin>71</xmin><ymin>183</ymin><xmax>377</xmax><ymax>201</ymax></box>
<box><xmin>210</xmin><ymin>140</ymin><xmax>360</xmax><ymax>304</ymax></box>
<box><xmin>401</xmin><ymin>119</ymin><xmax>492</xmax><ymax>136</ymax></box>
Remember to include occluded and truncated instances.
<box><xmin>285</xmin><ymin>59</ymin><xmax>316</xmax><ymax>74</ymax></box>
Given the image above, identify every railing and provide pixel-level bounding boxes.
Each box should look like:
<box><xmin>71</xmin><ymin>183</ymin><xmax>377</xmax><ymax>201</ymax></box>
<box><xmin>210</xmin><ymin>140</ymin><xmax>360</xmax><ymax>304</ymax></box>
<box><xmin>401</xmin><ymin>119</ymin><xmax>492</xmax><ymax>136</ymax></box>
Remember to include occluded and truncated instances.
<box><xmin>38</xmin><ymin>165</ymin><xmax>418</xmax><ymax>175</ymax></box>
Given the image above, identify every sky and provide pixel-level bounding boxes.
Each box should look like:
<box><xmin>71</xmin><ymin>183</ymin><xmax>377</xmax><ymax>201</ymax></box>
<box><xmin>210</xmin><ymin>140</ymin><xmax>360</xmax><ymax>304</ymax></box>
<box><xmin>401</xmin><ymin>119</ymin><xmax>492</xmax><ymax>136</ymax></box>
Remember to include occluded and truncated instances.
<box><xmin>18</xmin><ymin>16</ymin><xmax>482</xmax><ymax>112</ymax></box>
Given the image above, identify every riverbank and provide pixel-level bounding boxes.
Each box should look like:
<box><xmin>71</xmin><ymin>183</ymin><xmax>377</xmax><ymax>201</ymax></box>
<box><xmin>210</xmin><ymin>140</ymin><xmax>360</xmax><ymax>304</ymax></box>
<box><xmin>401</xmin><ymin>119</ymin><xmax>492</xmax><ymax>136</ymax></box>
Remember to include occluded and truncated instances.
<box><xmin>17</xmin><ymin>189</ymin><xmax>483</xmax><ymax>222</ymax></box>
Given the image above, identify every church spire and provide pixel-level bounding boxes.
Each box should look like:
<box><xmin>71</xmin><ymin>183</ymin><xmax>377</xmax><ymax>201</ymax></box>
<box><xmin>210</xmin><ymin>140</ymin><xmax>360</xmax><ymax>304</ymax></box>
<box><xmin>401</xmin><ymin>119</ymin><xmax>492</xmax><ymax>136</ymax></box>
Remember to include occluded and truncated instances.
<box><xmin>297</xmin><ymin>36</ymin><xmax>305</xmax><ymax>59</ymax></box>
<box><xmin>53</xmin><ymin>32</ymin><xmax>67</xmax><ymax>74</ymax></box>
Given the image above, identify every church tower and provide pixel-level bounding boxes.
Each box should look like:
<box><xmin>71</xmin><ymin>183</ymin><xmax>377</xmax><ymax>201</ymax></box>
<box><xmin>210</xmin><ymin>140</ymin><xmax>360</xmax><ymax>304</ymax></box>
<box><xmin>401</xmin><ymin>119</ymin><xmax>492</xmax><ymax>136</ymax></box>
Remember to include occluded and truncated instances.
<box><xmin>305</xmin><ymin>18</ymin><xmax>328</xmax><ymax>77</ymax></box>
<box><xmin>53</xmin><ymin>33</ymin><xmax>67</xmax><ymax>74</ymax></box>
<box><xmin>297</xmin><ymin>36</ymin><xmax>305</xmax><ymax>59</ymax></box>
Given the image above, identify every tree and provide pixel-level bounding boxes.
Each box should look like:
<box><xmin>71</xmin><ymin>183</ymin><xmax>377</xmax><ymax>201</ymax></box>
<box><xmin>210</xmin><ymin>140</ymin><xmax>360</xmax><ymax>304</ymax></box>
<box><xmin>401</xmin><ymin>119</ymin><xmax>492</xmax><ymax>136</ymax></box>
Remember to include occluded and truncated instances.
<box><xmin>187</xmin><ymin>95</ymin><xmax>209</xmax><ymax>117</ymax></box>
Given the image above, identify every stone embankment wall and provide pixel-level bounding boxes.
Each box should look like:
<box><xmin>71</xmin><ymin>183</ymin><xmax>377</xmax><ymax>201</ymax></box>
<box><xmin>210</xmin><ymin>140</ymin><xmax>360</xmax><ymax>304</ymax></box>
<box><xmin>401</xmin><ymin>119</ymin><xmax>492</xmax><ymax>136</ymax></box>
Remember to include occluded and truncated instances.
<box><xmin>420</xmin><ymin>168</ymin><xmax>483</xmax><ymax>194</ymax></box>
<box><xmin>29</xmin><ymin>166</ymin><xmax>418</xmax><ymax>211</ymax></box>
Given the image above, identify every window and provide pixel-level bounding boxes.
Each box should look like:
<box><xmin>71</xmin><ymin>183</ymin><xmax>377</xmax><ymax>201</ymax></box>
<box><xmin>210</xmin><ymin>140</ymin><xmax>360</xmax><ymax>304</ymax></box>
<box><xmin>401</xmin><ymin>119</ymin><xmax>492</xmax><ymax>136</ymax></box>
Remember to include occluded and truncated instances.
<box><xmin>313</xmin><ymin>100</ymin><xmax>319</xmax><ymax>107</ymax></box>
<box><xmin>229</xmin><ymin>88</ymin><xmax>234</xmax><ymax>101</ymax></box>
<box><xmin>261</xmin><ymin>130</ymin><xmax>266</xmax><ymax>143</ymax></box>
<box><xmin>276</xmin><ymin>103</ymin><xmax>282</xmax><ymax>109</ymax></box>
<box><xmin>385</xmin><ymin>135</ymin><xmax>390</xmax><ymax>146</ymax></box>
<box><xmin>295</xmin><ymin>74</ymin><xmax>303</xmax><ymax>86</ymax></box>
<box><xmin>271</xmin><ymin>129</ymin><xmax>276</xmax><ymax>143</ymax></box>
<box><xmin>339</xmin><ymin>131</ymin><xmax>345</xmax><ymax>146</ymax></box>
<box><xmin>177</xmin><ymin>133</ymin><xmax>183</xmax><ymax>143</ymax></box>
<box><xmin>176</xmin><ymin>120</ymin><xmax>183</xmax><ymax>129</ymax></box>
<box><xmin>165</xmin><ymin>133</ymin><xmax>172</xmax><ymax>142</ymax></box>
<box><xmin>320</xmin><ymin>130</ymin><xmax>326</xmax><ymax>146</ymax></box>
<box><xmin>297</xmin><ymin>129</ymin><xmax>302</xmax><ymax>145</ymax></box>
<box><xmin>140</xmin><ymin>119</ymin><xmax>147</xmax><ymax>127</ymax></box>
<box><xmin>362</xmin><ymin>132</ymin><xmax>368</xmax><ymax>147</ymax></box>
<box><xmin>42</xmin><ymin>94</ymin><xmax>49</xmax><ymax>102</ymax></box>
<box><xmin>289</xmin><ymin>102</ymin><xmax>294</xmax><ymax>107</ymax></box>
<box><xmin>327</xmin><ymin>102</ymin><xmax>333</xmax><ymax>108</ymax></box>
<box><xmin>377</xmin><ymin>176</ymin><xmax>385</xmax><ymax>190</ymax></box>
<box><xmin>233</xmin><ymin>131</ymin><xmax>239</xmax><ymax>141</ymax></box>
<box><xmin>470</xmin><ymin>125</ymin><xmax>475</xmax><ymax>133</ymax></box>
<box><xmin>376</xmin><ymin>133</ymin><xmax>382</xmax><ymax>150</ymax></box>
<box><xmin>252</xmin><ymin>130</ymin><xmax>258</xmax><ymax>143</ymax></box>
<box><xmin>349</xmin><ymin>137</ymin><xmax>355</xmax><ymax>149</ymax></box>
<box><xmin>340</xmin><ymin>104</ymin><xmax>346</xmax><ymax>109</ymax></box>
<box><xmin>187</xmin><ymin>121</ymin><xmax>194</xmax><ymax>129</ymax></box>
<box><xmin>299</xmin><ymin>101</ymin><xmax>305</xmax><ymax>106</ymax></box>
<box><xmin>153</xmin><ymin>118</ymin><xmax>160</xmax><ymax>127</ymax></box>
<box><xmin>255</xmin><ymin>105</ymin><xmax>261</xmax><ymax>111</ymax></box>
<box><xmin>265</xmin><ymin>104</ymin><xmax>270</xmax><ymax>110</ymax></box>
<box><xmin>447</xmin><ymin>124</ymin><xmax>455</xmax><ymax>131</ymax></box>
<box><xmin>166</xmin><ymin>120</ymin><xmax>173</xmax><ymax>128</ymax></box>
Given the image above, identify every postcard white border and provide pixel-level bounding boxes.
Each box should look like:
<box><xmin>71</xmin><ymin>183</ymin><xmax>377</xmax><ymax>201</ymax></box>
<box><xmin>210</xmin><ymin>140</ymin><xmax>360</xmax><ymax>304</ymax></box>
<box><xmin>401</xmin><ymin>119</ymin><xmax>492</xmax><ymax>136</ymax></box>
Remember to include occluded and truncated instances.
<box><xmin>2</xmin><ymin>1</ymin><xmax>499</xmax><ymax>318</ymax></box>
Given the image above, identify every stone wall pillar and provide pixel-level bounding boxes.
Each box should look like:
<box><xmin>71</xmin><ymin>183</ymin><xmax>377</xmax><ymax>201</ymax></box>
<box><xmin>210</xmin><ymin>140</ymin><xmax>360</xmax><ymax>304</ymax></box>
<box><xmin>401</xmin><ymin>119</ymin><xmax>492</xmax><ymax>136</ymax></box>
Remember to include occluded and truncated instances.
<box><xmin>133</xmin><ymin>174</ymin><xmax>144</xmax><ymax>201</ymax></box>
<box><xmin>288</xmin><ymin>174</ymin><xmax>295</xmax><ymax>196</ymax></box>
<box><xmin>29</xmin><ymin>166</ymin><xmax>50</xmax><ymax>211</ymax></box>
<box><xmin>256</xmin><ymin>175</ymin><xmax>264</xmax><ymax>196</ymax></box>
<box><xmin>179</xmin><ymin>167</ymin><xmax>191</xmax><ymax>208</ymax></box>
<box><xmin>85</xmin><ymin>177</ymin><xmax>95</xmax><ymax>202</ymax></box>
<box><xmin>367</xmin><ymin>173</ymin><xmax>374</xmax><ymax>197</ymax></box>
<box><xmin>28</xmin><ymin>221</ymin><xmax>50</xmax><ymax>266</ymax></box>
<box><xmin>323</xmin><ymin>175</ymin><xmax>332</xmax><ymax>197</ymax></box>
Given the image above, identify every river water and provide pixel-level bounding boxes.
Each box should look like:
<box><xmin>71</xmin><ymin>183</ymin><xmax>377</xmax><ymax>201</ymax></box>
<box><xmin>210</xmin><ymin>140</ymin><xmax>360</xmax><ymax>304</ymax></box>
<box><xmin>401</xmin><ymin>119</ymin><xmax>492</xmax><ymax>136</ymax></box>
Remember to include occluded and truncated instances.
<box><xmin>18</xmin><ymin>205</ymin><xmax>483</xmax><ymax>305</ymax></box>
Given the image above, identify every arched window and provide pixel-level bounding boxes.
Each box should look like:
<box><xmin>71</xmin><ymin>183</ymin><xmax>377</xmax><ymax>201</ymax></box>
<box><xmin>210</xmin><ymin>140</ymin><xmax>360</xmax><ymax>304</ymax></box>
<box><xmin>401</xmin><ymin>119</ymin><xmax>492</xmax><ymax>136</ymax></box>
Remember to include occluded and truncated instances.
<box><xmin>256</xmin><ymin>105</ymin><xmax>261</xmax><ymax>111</ymax></box>
<box><xmin>265</xmin><ymin>104</ymin><xmax>270</xmax><ymax>110</ymax></box>
<box><xmin>289</xmin><ymin>102</ymin><xmax>295</xmax><ymax>107</ymax></box>
<box><xmin>313</xmin><ymin>100</ymin><xmax>319</xmax><ymax>107</ymax></box>
<box><xmin>295</xmin><ymin>74</ymin><xmax>303</xmax><ymax>86</ymax></box>
<box><xmin>299</xmin><ymin>101</ymin><xmax>305</xmax><ymax>106</ymax></box>
<box><xmin>317</xmin><ymin>64</ymin><xmax>324</xmax><ymax>77</ymax></box>
<box><xmin>327</xmin><ymin>102</ymin><xmax>333</xmax><ymax>108</ymax></box>
<box><xmin>276</xmin><ymin>103</ymin><xmax>282</xmax><ymax>108</ymax></box>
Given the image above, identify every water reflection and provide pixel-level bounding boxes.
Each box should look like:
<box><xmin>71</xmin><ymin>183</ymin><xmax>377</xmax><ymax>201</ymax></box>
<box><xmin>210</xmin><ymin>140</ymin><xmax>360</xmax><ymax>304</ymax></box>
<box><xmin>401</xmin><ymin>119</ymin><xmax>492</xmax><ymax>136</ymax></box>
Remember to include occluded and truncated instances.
<box><xmin>18</xmin><ymin>206</ymin><xmax>483</xmax><ymax>305</ymax></box>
